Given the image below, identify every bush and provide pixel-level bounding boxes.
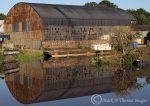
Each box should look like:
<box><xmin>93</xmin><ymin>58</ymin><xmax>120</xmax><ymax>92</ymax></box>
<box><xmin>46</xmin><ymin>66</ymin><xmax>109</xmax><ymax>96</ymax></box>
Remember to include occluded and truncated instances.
<box><xmin>121</xmin><ymin>53</ymin><xmax>138</xmax><ymax>66</ymax></box>
<box><xmin>92</xmin><ymin>54</ymin><xmax>102</xmax><ymax>66</ymax></box>
<box><xmin>0</xmin><ymin>13</ymin><xmax>6</xmax><ymax>20</ymax></box>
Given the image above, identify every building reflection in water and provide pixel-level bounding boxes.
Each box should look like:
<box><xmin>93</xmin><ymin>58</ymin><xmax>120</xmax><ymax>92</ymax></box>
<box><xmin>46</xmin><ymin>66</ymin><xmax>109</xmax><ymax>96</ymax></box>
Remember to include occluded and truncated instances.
<box><xmin>4</xmin><ymin>57</ymin><xmax>150</xmax><ymax>104</ymax></box>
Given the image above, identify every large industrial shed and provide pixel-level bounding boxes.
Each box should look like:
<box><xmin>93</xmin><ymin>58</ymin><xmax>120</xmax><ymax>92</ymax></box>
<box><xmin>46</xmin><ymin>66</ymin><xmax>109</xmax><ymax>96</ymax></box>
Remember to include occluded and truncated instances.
<box><xmin>4</xmin><ymin>2</ymin><xmax>136</xmax><ymax>49</ymax></box>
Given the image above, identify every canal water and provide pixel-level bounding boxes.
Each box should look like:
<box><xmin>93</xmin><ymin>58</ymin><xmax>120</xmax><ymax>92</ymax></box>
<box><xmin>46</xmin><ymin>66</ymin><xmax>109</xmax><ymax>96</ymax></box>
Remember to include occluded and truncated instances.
<box><xmin>0</xmin><ymin>56</ymin><xmax>150</xmax><ymax>106</ymax></box>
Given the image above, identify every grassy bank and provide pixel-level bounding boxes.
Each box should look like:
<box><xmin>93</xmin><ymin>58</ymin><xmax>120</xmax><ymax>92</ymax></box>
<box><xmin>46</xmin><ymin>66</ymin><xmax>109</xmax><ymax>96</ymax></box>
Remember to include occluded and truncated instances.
<box><xmin>0</xmin><ymin>49</ymin><xmax>43</xmax><ymax>75</ymax></box>
<box><xmin>0</xmin><ymin>49</ymin><xmax>43</xmax><ymax>62</ymax></box>
<box><xmin>0</xmin><ymin>47</ymin><xmax>150</xmax><ymax>67</ymax></box>
<box><xmin>18</xmin><ymin>49</ymin><xmax>43</xmax><ymax>62</ymax></box>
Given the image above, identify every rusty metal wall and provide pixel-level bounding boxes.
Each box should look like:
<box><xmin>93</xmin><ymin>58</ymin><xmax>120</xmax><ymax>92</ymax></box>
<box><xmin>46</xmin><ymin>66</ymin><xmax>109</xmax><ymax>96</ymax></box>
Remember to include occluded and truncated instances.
<box><xmin>4</xmin><ymin>3</ymin><xmax>43</xmax><ymax>49</ymax></box>
<box><xmin>4</xmin><ymin>3</ymin><xmax>132</xmax><ymax>50</ymax></box>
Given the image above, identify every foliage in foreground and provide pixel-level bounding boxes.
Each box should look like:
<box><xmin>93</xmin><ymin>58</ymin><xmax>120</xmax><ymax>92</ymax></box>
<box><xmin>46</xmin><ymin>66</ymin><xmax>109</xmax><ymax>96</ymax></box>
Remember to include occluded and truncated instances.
<box><xmin>111</xmin><ymin>31</ymin><xmax>134</xmax><ymax>54</ymax></box>
<box><xmin>121</xmin><ymin>52</ymin><xmax>138</xmax><ymax>66</ymax></box>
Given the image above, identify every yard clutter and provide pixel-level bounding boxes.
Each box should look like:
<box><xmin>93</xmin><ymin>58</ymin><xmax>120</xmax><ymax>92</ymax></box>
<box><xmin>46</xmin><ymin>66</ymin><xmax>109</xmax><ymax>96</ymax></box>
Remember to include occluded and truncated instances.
<box><xmin>2</xmin><ymin>49</ymin><xmax>19</xmax><ymax>74</ymax></box>
<box><xmin>0</xmin><ymin>34</ymin><xmax>13</xmax><ymax>49</ymax></box>
<box><xmin>91</xmin><ymin>43</ymin><xmax>112</xmax><ymax>51</ymax></box>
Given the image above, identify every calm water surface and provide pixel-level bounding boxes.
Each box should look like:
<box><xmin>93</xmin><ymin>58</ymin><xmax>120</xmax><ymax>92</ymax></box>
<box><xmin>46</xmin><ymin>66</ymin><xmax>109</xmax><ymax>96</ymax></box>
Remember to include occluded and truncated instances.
<box><xmin>0</xmin><ymin>56</ymin><xmax>150</xmax><ymax>106</ymax></box>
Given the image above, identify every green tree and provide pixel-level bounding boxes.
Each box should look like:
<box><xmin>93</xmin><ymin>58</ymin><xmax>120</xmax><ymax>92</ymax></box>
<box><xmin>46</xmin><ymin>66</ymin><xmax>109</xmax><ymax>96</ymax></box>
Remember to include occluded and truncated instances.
<box><xmin>127</xmin><ymin>8</ymin><xmax>150</xmax><ymax>25</ymax></box>
<box><xmin>85</xmin><ymin>1</ymin><xmax>150</xmax><ymax>25</ymax></box>
<box><xmin>85</xmin><ymin>0</ymin><xmax>118</xmax><ymax>8</ymax></box>
<box><xmin>98</xmin><ymin>0</ymin><xmax>118</xmax><ymax>8</ymax></box>
<box><xmin>85</xmin><ymin>2</ymin><xmax>98</xmax><ymax>7</ymax></box>
<box><xmin>0</xmin><ymin>13</ymin><xmax>6</xmax><ymax>20</ymax></box>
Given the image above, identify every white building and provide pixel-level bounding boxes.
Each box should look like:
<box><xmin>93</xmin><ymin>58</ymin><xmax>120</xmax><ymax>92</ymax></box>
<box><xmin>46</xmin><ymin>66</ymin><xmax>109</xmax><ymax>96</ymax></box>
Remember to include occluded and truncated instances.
<box><xmin>0</xmin><ymin>20</ymin><xmax>4</xmax><ymax>33</ymax></box>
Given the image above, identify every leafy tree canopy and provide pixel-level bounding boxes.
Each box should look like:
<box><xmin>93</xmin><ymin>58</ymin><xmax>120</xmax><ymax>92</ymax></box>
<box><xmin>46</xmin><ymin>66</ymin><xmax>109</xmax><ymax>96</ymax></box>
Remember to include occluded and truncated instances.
<box><xmin>0</xmin><ymin>13</ymin><xmax>6</xmax><ymax>20</ymax></box>
<box><xmin>85</xmin><ymin>2</ymin><xmax>98</xmax><ymax>7</ymax></box>
<box><xmin>98</xmin><ymin>0</ymin><xmax>118</xmax><ymax>8</ymax></box>
<box><xmin>127</xmin><ymin>8</ymin><xmax>150</xmax><ymax>25</ymax></box>
<box><xmin>85</xmin><ymin>0</ymin><xmax>118</xmax><ymax>8</ymax></box>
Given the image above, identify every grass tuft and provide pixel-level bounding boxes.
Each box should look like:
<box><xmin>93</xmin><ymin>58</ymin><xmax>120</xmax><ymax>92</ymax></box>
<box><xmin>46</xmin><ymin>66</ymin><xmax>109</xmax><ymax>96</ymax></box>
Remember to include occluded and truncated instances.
<box><xmin>17</xmin><ymin>49</ymin><xmax>43</xmax><ymax>62</ymax></box>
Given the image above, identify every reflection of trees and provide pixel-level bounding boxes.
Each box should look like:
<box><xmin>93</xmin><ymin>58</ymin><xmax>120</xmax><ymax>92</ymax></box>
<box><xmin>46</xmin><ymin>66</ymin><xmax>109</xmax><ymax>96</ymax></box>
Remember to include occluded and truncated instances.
<box><xmin>0</xmin><ymin>69</ymin><xmax>2</xmax><ymax>75</ymax></box>
<box><xmin>0</xmin><ymin>62</ymin><xmax>5</xmax><ymax>79</ymax></box>
<box><xmin>112</xmin><ymin>70</ymin><xmax>143</xmax><ymax>95</ymax></box>
<box><xmin>112</xmin><ymin>68</ymin><xmax>150</xmax><ymax>96</ymax></box>
<box><xmin>146</xmin><ymin>77</ymin><xmax>150</xmax><ymax>84</ymax></box>
<box><xmin>0</xmin><ymin>65</ymin><xmax>2</xmax><ymax>75</ymax></box>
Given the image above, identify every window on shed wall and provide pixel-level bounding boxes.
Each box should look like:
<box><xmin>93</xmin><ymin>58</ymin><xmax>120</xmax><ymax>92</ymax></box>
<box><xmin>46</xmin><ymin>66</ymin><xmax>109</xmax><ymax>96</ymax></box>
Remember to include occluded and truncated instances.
<box><xmin>22</xmin><ymin>21</ymin><xmax>29</xmax><ymax>32</ymax></box>
<box><xmin>12</xmin><ymin>23</ymin><xmax>19</xmax><ymax>32</ymax></box>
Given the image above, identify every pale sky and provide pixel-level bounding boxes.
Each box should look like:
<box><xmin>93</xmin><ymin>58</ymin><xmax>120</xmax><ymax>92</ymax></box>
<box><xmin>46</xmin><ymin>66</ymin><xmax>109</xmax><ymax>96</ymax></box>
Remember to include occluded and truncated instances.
<box><xmin>0</xmin><ymin>0</ymin><xmax>150</xmax><ymax>15</ymax></box>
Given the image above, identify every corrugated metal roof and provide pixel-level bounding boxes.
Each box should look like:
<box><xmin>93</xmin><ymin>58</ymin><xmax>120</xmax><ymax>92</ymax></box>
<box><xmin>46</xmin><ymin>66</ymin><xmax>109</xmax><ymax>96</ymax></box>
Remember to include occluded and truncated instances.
<box><xmin>8</xmin><ymin>2</ymin><xmax>134</xmax><ymax>26</ymax></box>
<box><xmin>28</xmin><ymin>3</ymin><xmax>136</xmax><ymax>20</ymax></box>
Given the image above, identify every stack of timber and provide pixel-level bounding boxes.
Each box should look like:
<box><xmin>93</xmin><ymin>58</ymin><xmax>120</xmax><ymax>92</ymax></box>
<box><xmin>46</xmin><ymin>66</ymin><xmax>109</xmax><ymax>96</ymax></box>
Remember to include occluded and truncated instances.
<box><xmin>3</xmin><ymin>49</ymin><xmax>19</xmax><ymax>74</ymax></box>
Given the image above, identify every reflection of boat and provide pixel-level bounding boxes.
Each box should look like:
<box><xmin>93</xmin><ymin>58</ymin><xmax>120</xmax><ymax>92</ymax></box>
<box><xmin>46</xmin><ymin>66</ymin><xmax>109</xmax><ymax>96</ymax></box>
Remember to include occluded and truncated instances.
<box><xmin>2</xmin><ymin>51</ymin><xmax>19</xmax><ymax>75</ymax></box>
<box><xmin>3</xmin><ymin>62</ymin><xmax>19</xmax><ymax>71</ymax></box>
<box><xmin>4</xmin><ymin>68</ymin><xmax>19</xmax><ymax>75</ymax></box>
